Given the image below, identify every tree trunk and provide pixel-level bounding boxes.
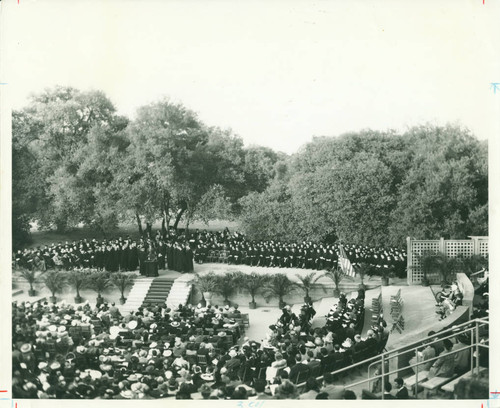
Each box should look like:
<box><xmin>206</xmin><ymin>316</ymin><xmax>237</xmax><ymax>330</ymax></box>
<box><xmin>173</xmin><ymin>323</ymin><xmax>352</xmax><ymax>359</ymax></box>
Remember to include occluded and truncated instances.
<box><xmin>161</xmin><ymin>217</ymin><xmax>166</xmax><ymax>237</ymax></box>
<box><xmin>173</xmin><ymin>207</ymin><xmax>186</xmax><ymax>230</ymax></box>
<box><xmin>146</xmin><ymin>222</ymin><xmax>152</xmax><ymax>238</ymax></box>
<box><xmin>135</xmin><ymin>212</ymin><xmax>143</xmax><ymax>235</ymax></box>
<box><xmin>161</xmin><ymin>194</ymin><xmax>170</xmax><ymax>237</ymax></box>
<box><xmin>56</xmin><ymin>218</ymin><xmax>67</xmax><ymax>233</ymax></box>
<box><xmin>96</xmin><ymin>222</ymin><xmax>107</xmax><ymax>239</ymax></box>
<box><xmin>279</xmin><ymin>297</ymin><xmax>286</xmax><ymax>309</ymax></box>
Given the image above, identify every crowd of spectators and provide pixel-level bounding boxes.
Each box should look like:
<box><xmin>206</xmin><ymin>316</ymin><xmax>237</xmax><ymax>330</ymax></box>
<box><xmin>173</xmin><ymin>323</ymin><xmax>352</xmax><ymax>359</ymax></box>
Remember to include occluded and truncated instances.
<box><xmin>13</xmin><ymin>228</ymin><xmax>407</xmax><ymax>276</ymax></box>
<box><xmin>12</xmin><ymin>287</ymin><xmax>389</xmax><ymax>400</ymax></box>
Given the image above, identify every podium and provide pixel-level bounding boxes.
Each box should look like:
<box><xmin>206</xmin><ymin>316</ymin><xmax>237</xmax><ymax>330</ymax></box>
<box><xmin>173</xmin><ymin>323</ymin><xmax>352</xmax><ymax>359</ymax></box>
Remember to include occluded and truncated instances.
<box><xmin>144</xmin><ymin>261</ymin><xmax>159</xmax><ymax>277</ymax></box>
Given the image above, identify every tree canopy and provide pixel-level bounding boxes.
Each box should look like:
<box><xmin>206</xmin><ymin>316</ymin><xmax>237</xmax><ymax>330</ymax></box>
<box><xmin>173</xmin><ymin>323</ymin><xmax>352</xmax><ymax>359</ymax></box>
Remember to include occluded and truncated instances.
<box><xmin>239</xmin><ymin>126</ymin><xmax>488</xmax><ymax>246</ymax></box>
<box><xmin>12</xmin><ymin>88</ymin><xmax>281</xmax><ymax>246</ymax></box>
<box><xmin>12</xmin><ymin>87</ymin><xmax>487</xmax><ymax>249</ymax></box>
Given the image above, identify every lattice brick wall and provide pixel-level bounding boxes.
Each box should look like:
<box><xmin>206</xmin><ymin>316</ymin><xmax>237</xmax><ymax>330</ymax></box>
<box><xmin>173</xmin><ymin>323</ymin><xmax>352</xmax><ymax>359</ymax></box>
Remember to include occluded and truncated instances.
<box><xmin>408</xmin><ymin>240</ymin><xmax>440</xmax><ymax>284</ymax></box>
<box><xmin>479</xmin><ymin>240</ymin><xmax>489</xmax><ymax>258</ymax></box>
<box><xmin>407</xmin><ymin>237</ymin><xmax>488</xmax><ymax>284</ymax></box>
<box><xmin>445</xmin><ymin>241</ymin><xmax>474</xmax><ymax>258</ymax></box>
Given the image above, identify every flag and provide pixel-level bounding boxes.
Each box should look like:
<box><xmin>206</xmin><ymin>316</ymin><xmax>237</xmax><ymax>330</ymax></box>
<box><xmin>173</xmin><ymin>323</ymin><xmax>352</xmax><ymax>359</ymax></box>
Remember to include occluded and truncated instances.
<box><xmin>339</xmin><ymin>244</ymin><xmax>356</xmax><ymax>277</ymax></box>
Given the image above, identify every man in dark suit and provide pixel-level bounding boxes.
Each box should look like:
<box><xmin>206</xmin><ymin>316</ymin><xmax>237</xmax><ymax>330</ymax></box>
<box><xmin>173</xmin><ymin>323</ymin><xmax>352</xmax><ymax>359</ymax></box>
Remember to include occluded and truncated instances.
<box><xmin>383</xmin><ymin>382</ymin><xmax>396</xmax><ymax>399</ymax></box>
<box><xmin>394</xmin><ymin>377</ymin><xmax>409</xmax><ymax>399</ymax></box>
<box><xmin>306</xmin><ymin>350</ymin><xmax>321</xmax><ymax>375</ymax></box>
<box><xmin>289</xmin><ymin>354</ymin><xmax>309</xmax><ymax>383</ymax></box>
<box><xmin>319</xmin><ymin>347</ymin><xmax>335</xmax><ymax>373</ymax></box>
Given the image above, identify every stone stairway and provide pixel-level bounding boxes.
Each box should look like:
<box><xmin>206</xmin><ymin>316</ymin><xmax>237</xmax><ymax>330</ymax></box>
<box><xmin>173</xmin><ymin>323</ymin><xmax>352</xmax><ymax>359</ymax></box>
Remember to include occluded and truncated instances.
<box><xmin>166</xmin><ymin>274</ymin><xmax>193</xmax><ymax>310</ymax></box>
<box><xmin>121</xmin><ymin>277</ymin><xmax>154</xmax><ymax>314</ymax></box>
<box><xmin>142</xmin><ymin>277</ymin><xmax>176</xmax><ymax>308</ymax></box>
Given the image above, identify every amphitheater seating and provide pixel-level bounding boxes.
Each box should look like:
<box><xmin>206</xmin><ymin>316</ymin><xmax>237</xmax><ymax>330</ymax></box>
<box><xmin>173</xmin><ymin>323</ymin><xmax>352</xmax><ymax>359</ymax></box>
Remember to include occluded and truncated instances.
<box><xmin>404</xmin><ymin>370</ymin><xmax>429</xmax><ymax>391</ymax></box>
<box><xmin>421</xmin><ymin>375</ymin><xmax>459</xmax><ymax>397</ymax></box>
<box><xmin>441</xmin><ymin>367</ymin><xmax>487</xmax><ymax>393</ymax></box>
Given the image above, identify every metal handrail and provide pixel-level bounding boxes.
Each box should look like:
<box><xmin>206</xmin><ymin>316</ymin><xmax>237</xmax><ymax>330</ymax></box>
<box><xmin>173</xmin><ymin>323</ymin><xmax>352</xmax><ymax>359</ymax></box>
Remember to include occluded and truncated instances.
<box><xmin>302</xmin><ymin>317</ymin><xmax>488</xmax><ymax>381</ymax></box>
<box><xmin>296</xmin><ymin>317</ymin><xmax>489</xmax><ymax>398</ymax></box>
<box><xmin>342</xmin><ymin>320</ymin><xmax>489</xmax><ymax>399</ymax></box>
<box><xmin>344</xmin><ymin>341</ymin><xmax>489</xmax><ymax>390</ymax></box>
<box><xmin>381</xmin><ymin>316</ymin><xmax>488</xmax><ymax>357</ymax></box>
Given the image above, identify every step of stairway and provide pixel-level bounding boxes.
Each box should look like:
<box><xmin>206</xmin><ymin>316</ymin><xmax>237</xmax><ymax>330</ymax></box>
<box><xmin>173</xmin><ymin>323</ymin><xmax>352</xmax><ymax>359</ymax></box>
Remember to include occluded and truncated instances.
<box><xmin>122</xmin><ymin>277</ymin><xmax>155</xmax><ymax>312</ymax></box>
<box><xmin>145</xmin><ymin>290</ymin><xmax>170</xmax><ymax>295</ymax></box>
<box><xmin>147</xmin><ymin>290</ymin><xmax>171</xmax><ymax>295</ymax></box>
<box><xmin>148</xmin><ymin>290</ymin><xmax>171</xmax><ymax>294</ymax></box>
<box><xmin>139</xmin><ymin>277</ymin><xmax>178</xmax><ymax>308</ymax></box>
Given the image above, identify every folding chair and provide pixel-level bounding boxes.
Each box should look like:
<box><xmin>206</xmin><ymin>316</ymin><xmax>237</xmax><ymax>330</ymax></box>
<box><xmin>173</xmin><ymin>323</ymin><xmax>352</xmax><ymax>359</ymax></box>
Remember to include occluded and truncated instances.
<box><xmin>197</xmin><ymin>354</ymin><xmax>208</xmax><ymax>367</ymax></box>
<box><xmin>69</xmin><ymin>326</ymin><xmax>82</xmax><ymax>340</ymax></box>
<box><xmin>208</xmin><ymin>251</ymin><xmax>217</xmax><ymax>263</ymax></box>
<box><xmin>80</xmin><ymin>325</ymin><xmax>91</xmax><ymax>339</ymax></box>
<box><xmin>218</xmin><ymin>250</ymin><xmax>228</xmax><ymax>263</ymax></box>
<box><xmin>91</xmin><ymin>319</ymin><xmax>102</xmax><ymax>334</ymax></box>
<box><xmin>45</xmin><ymin>341</ymin><xmax>56</xmax><ymax>358</ymax></box>
<box><xmin>225</xmin><ymin>336</ymin><xmax>234</xmax><ymax>348</ymax></box>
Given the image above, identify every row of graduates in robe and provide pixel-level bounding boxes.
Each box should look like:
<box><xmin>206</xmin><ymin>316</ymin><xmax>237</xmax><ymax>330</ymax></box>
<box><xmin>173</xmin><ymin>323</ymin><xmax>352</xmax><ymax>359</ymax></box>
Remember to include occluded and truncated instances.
<box><xmin>13</xmin><ymin>237</ymin><xmax>193</xmax><ymax>274</ymax></box>
<box><xmin>116</xmin><ymin>239</ymin><xmax>194</xmax><ymax>274</ymax></box>
<box><xmin>14</xmin><ymin>227</ymin><xmax>405</xmax><ymax>275</ymax></box>
<box><xmin>185</xmin><ymin>229</ymin><xmax>406</xmax><ymax>272</ymax></box>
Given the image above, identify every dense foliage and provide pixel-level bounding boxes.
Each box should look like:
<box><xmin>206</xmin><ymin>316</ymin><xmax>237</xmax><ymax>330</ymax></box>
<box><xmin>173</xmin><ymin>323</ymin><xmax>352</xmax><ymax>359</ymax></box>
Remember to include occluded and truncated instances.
<box><xmin>12</xmin><ymin>87</ymin><xmax>281</xmax><ymax>248</ymax></box>
<box><xmin>13</xmin><ymin>87</ymin><xmax>487</xmax><ymax>250</ymax></box>
<box><xmin>239</xmin><ymin>127</ymin><xmax>488</xmax><ymax>246</ymax></box>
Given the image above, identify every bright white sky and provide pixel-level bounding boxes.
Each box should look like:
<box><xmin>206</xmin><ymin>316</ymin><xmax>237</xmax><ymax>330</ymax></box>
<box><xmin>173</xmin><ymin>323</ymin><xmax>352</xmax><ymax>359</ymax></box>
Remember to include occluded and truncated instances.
<box><xmin>1</xmin><ymin>0</ymin><xmax>499</xmax><ymax>154</ymax></box>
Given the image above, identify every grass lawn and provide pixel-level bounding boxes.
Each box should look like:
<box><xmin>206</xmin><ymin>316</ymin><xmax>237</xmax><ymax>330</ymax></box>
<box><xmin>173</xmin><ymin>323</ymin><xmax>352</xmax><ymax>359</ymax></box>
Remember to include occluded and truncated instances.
<box><xmin>27</xmin><ymin>219</ymin><xmax>241</xmax><ymax>248</ymax></box>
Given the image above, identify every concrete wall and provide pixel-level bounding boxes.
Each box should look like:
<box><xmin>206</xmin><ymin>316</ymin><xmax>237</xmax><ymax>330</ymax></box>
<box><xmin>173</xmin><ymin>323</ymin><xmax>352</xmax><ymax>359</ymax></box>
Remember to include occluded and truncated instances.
<box><xmin>394</xmin><ymin>305</ymin><xmax>471</xmax><ymax>377</ymax></box>
<box><xmin>394</xmin><ymin>272</ymin><xmax>473</xmax><ymax>377</ymax></box>
<box><xmin>456</xmin><ymin>272</ymin><xmax>474</xmax><ymax>319</ymax></box>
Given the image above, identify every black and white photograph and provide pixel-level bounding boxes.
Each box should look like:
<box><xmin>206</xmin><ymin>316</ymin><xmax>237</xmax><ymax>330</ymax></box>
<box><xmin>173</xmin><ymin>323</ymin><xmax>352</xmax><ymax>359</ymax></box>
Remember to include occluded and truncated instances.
<box><xmin>1</xmin><ymin>0</ymin><xmax>499</xmax><ymax>404</ymax></box>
